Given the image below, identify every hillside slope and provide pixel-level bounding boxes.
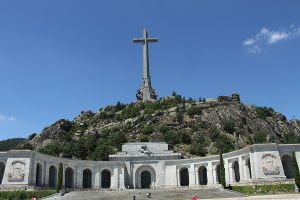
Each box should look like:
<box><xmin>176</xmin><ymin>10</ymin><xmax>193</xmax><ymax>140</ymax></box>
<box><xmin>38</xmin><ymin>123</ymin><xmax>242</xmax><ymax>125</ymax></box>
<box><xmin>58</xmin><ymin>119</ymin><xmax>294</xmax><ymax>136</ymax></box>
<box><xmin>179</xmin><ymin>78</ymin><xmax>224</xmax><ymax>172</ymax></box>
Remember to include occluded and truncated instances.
<box><xmin>0</xmin><ymin>138</ymin><xmax>26</xmax><ymax>151</ymax></box>
<box><xmin>18</xmin><ymin>93</ymin><xmax>300</xmax><ymax>160</ymax></box>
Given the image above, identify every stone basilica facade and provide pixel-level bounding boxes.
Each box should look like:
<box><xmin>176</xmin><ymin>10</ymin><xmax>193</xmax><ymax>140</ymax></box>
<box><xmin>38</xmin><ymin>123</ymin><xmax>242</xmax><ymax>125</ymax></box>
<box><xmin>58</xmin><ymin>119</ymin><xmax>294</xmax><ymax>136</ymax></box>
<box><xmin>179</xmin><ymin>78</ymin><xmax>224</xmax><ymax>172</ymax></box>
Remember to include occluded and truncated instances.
<box><xmin>0</xmin><ymin>142</ymin><xmax>300</xmax><ymax>190</ymax></box>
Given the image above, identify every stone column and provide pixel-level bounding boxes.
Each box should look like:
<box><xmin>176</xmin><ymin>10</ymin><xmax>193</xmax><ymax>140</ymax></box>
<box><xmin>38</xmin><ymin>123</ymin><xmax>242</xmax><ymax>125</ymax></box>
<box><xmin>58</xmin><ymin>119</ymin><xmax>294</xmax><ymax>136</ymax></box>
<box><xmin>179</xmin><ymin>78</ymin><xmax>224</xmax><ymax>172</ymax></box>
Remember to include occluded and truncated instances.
<box><xmin>212</xmin><ymin>165</ymin><xmax>217</xmax><ymax>185</ymax></box>
<box><xmin>75</xmin><ymin>166</ymin><xmax>80</xmax><ymax>189</ymax></box>
<box><xmin>44</xmin><ymin>162</ymin><xmax>49</xmax><ymax>187</ymax></box>
<box><xmin>112</xmin><ymin>167</ymin><xmax>119</xmax><ymax>189</ymax></box>
<box><xmin>228</xmin><ymin>161</ymin><xmax>233</xmax><ymax>184</ymax></box>
<box><xmin>119</xmin><ymin>167</ymin><xmax>125</xmax><ymax>189</ymax></box>
<box><xmin>207</xmin><ymin>162</ymin><xmax>213</xmax><ymax>185</ymax></box>
<box><xmin>176</xmin><ymin>168</ymin><xmax>180</xmax><ymax>187</ymax></box>
<box><xmin>194</xmin><ymin>167</ymin><xmax>199</xmax><ymax>185</ymax></box>
<box><xmin>239</xmin><ymin>156</ymin><xmax>244</xmax><ymax>182</ymax></box>
<box><xmin>94</xmin><ymin>167</ymin><xmax>100</xmax><ymax>188</ymax></box>
<box><xmin>250</xmin><ymin>153</ymin><xmax>256</xmax><ymax>180</ymax></box>
<box><xmin>189</xmin><ymin>164</ymin><xmax>195</xmax><ymax>186</ymax></box>
<box><xmin>224</xmin><ymin>159</ymin><xmax>230</xmax><ymax>184</ymax></box>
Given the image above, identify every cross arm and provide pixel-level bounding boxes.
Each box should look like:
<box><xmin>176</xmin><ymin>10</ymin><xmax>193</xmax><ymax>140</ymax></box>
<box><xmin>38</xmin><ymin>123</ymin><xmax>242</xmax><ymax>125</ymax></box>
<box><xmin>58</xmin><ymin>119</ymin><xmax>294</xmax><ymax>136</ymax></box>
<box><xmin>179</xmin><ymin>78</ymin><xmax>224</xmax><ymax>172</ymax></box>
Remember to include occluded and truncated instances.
<box><xmin>133</xmin><ymin>38</ymin><xmax>145</xmax><ymax>43</ymax></box>
<box><xmin>147</xmin><ymin>38</ymin><xmax>158</xmax><ymax>42</ymax></box>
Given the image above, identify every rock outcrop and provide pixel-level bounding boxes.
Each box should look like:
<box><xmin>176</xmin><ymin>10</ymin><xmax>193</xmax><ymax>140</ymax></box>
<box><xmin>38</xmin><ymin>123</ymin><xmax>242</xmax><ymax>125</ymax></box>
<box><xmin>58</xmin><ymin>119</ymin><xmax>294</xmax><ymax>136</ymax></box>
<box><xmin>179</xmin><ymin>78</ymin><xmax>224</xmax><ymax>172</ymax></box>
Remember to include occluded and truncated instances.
<box><xmin>18</xmin><ymin>93</ymin><xmax>300</xmax><ymax>160</ymax></box>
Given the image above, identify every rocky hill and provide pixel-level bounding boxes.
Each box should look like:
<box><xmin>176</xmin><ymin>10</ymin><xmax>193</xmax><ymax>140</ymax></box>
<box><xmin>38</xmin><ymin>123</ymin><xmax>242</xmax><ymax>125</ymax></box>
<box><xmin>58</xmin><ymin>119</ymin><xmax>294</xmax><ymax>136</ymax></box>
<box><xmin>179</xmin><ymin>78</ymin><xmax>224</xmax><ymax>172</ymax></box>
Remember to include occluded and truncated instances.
<box><xmin>17</xmin><ymin>93</ymin><xmax>300</xmax><ymax>160</ymax></box>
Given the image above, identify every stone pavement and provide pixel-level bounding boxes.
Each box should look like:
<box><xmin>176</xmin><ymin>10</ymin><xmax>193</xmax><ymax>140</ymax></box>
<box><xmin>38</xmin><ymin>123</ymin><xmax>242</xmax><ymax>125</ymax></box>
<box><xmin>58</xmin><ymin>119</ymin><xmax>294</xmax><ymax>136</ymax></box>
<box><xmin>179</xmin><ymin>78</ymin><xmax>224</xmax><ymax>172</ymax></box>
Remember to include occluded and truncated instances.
<box><xmin>44</xmin><ymin>188</ymin><xmax>245</xmax><ymax>200</ymax></box>
<box><xmin>44</xmin><ymin>189</ymin><xmax>300</xmax><ymax>200</ymax></box>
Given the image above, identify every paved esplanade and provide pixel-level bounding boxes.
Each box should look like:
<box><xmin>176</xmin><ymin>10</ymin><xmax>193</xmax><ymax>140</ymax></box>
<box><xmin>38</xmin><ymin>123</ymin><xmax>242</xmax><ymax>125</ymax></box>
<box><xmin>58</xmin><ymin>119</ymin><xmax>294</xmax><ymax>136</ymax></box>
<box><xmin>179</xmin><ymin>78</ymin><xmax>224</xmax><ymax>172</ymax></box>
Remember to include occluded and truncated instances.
<box><xmin>133</xmin><ymin>29</ymin><xmax>158</xmax><ymax>101</ymax></box>
<box><xmin>45</xmin><ymin>188</ymin><xmax>245</xmax><ymax>200</ymax></box>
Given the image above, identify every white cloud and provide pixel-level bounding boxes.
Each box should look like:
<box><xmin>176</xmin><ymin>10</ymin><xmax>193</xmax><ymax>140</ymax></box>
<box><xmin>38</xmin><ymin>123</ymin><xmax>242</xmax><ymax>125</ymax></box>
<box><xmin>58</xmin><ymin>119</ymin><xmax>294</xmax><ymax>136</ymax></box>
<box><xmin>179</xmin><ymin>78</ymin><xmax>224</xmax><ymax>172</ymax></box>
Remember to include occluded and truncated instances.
<box><xmin>0</xmin><ymin>114</ymin><xmax>16</xmax><ymax>122</ymax></box>
<box><xmin>8</xmin><ymin>117</ymin><xmax>16</xmax><ymax>121</ymax></box>
<box><xmin>243</xmin><ymin>38</ymin><xmax>255</xmax><ymax>46</ymax></box>
<box><xmin>243</xmin><ymin>25</ymin><xmax>300</xmax><ymax>53</ymax></box>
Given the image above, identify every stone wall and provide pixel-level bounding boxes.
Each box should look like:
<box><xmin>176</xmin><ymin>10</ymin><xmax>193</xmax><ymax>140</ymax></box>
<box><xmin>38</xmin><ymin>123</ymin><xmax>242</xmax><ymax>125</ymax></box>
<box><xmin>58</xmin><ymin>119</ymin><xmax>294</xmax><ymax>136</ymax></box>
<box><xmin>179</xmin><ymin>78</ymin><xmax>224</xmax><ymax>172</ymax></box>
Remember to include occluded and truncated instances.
<box><xmin>1</xmin><ymin>143</ymin><xmax>300</xmax><ymax>190</ymax></box>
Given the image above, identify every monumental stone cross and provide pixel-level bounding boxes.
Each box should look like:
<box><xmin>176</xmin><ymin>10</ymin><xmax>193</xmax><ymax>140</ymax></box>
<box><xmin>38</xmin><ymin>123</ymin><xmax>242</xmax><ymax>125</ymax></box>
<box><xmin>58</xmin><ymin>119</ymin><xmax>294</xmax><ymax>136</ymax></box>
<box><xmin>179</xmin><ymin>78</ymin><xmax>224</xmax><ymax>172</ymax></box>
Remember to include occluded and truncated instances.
<box><xmin>133</xmin><ymin>29</ymin><xmax>158</xmax><ymax>101</ymax></box>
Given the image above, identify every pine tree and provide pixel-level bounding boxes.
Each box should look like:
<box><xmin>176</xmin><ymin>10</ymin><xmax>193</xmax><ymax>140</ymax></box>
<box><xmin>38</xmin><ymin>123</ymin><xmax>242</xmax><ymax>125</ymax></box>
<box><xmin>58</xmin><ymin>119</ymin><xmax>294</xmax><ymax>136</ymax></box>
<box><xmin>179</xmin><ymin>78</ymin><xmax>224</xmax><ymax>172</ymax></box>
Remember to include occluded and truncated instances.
<box><xmin>57</xmin><ymin>163</ymin><xmax>63</xmax><ymax>192</ymax></box>
<box><xmin>219</xmin><ymin>153</ymin><xmax>226</xmax><ymax>188</ymax></box>
<box><xmin>292</xmin><ymin>152</ymin><xmax>300</xmax><ymax>191</ymax></box>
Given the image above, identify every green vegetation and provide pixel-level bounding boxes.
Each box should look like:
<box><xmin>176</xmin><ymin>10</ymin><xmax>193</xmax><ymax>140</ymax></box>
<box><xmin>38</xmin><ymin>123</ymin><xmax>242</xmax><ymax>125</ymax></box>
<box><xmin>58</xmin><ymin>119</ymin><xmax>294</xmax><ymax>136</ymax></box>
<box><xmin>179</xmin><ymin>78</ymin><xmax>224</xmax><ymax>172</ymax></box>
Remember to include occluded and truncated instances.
<box><xmin>214</xmin><ymin>134</ymin><xmax>235</xmax><ymax>153</ymax></box>
<box><xmin>255</xmin><ymin>106</ymin><xmax>274</xmax><ymax>119</ymax></box>
<box><xmin>222</xmin><ymin>120</ymin><xmax>236</xmax><ymax>134</ymax></box>
<box><xmin>91</xmin><ymin>142</ymin><xmax>115</xmax><ymax>161</ymax></box>
<box><xmin>0</xmin><ymin>190</ymin><xmax>56</xmax><ymax>200</ymax></box>
<box><xmin>57</xmin><ymin>163</ymin><xmax>63</xmax><ymax>192</ymax></box>
<box><xmin>219</xmin><ymin>154</ymin><xmax>226</xmax><ymax>188</ymax></box>
<box><xmin>253</xmin><ymin>132</ymin><xmax>267</xmax><ymax>144</ymax></box>
<box><xmin>187</xmin><ymin>105</ymin><xmax>202</xmax><ymax>117</ymax></box>
<box><xmin>284</xmin><ymin>132</ymin><xmax>300</xmax><ymax>144</ymax></box>
<box><xmin>0</xmin><ymin>138</ymin><xmax>26</xmax><ymax>151</ymax></box>
<box><xmin>231</xmin><ymin>184</ymin><xmax>295</xmax><ymax>194</ymax></box>
<box><xmin>16</xmin><ymin>91</ymin><xmax>299</xmax><ymax>161</ymax></box>
<box><xmin>293</xmin><ymin>152</ymin><xmax>300</xmax><ymax>191</ymax></box>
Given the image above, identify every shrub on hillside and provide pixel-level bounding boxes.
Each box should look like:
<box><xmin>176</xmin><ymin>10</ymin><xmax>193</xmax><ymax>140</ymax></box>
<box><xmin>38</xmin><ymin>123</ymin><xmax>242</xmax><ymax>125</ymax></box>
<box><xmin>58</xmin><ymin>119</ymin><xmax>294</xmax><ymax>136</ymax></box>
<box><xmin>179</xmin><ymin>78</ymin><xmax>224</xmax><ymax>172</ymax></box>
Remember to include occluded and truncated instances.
<box><xmin>222</xmin><ymin>120</ymin><xmax>236</xmax><ymax>134</ymax></box>
<box><xmin>256</xmin><ymin>106</ymin><xmax>274</xmax><ymax>119</ymax></box>
<box><xmin>189</xmin><ymin>143</ymin><xmax>206</xmax><ymax>156</ymax></box>
<box><xmin>187</xmin><ymin>105</ymin><xmax>202</xmax><ymax>117</ymax></box>
<box><xmin>214</xmin><ymin>134</ymin><xmax>235</xmax><ymax>153</ymax></box>
<box><xmin>253</xmin><ymin>132</ymin><xmax>267</xmax><ymax>144</ymax></box>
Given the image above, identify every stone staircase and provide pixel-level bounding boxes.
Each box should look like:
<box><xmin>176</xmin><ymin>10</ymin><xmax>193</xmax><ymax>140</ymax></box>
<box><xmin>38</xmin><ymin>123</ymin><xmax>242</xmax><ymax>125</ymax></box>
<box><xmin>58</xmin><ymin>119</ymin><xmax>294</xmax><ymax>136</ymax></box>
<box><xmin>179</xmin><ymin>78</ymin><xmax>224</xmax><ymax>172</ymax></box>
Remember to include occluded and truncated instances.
<box><xmin>45</xmin><ymin>188</ymin><xmax>245</xmax><ymax>200</ymax></box>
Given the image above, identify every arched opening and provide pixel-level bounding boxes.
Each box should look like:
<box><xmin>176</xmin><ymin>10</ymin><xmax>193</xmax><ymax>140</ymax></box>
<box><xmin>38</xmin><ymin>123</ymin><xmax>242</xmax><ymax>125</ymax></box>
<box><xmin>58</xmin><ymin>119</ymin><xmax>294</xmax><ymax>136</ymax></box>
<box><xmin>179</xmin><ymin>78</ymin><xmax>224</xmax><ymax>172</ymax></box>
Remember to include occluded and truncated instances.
<box><xmin>65</xmin><ymin>168</ymin><xmax>74</xmax><ymax>188</ymax></box>
<box><xmin>198</xmin><ymin>166</ymin><xmax>208</xmax><ymax>185</ymax></box>
<box><xmin>233</xmin><ymin>161</ymin><xmax>240</xmax><ymax>182</ymax></box>
<box><xmin>0</xmin><ymin>162</ymin><xmax>5</xmax><ymax>184</ymax></box>
<box><xmin>36</xmin><ymin>163</ymin><xmax>42</xmax><ymax>186</ymax></box>
<box><xmin>282</xmin><ymin>155</ymin><xmax>295</xmax><ymax>179</ymax></box>
<box><xmin>141</xmin><ymin>171</ymin><xmax>151</xmax><ymax>189</ymax></box>
<box><xmin>83</xmin><ymin>169</ymin><xmax>92</xmax><ymax>188</ymax></box>
<box><xmin>135</xmin><ymin>165</ymin><xmax>156</xmax><ymax>189</ymax></box>
<box><xmin>179</xmin><ymin>167</ymin><xmax>189</xmax><ymax>186</ymax></box>
<box><xmin>101</xmin><ymin>170</ymin><xmax>111</xmax><ymax>188</ymax></box>
<box><xmin>48</xmin><ymin>166</ymin><xmax>57</xmax><ymax>188</ymax></box>
<box><xmin>246</xmin><ymin>158</ymin><xmax>252</xmax><ymax>179</ymax></box>
<box><xmin>216</xmin><ymin>164</ymin><xmax>221</xmax><ymax>184</ymax></box>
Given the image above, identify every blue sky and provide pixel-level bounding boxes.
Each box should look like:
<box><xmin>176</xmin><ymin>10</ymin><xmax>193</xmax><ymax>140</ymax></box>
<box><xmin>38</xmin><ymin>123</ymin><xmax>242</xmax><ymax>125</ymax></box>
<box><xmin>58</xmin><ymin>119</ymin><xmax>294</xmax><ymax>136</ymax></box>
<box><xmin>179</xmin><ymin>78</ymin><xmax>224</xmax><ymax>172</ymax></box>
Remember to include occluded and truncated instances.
<box><xmin>0</xmin><ymin>0</ymin><xmax>299</xmax><ymax>140</ymax></box>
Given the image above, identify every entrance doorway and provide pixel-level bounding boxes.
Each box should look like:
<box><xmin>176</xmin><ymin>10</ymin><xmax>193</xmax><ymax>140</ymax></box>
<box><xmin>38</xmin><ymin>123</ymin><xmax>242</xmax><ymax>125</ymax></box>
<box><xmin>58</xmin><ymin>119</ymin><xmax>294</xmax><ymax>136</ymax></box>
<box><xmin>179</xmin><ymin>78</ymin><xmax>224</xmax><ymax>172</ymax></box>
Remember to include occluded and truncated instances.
<box><xmin>83</xmin><ymin>169</ymin><xmax>92</xmax><ymax>188</ymax></box>
<box><xmin>65</xmin><ymin>167</ymin><xmax>74</xmax><ymax>188</ymax></box>
<box><xmin>198</xmin><ymin>166</ymin><xmax>208</xmax><ymax>185</ymax></box>
<box><xmin>141</xmin><ymin>171</ymin><xmax>151</xmax><ymax>188</ymax></box>
<box><xmin>48</xmin><ymin>166</ymin><xmax>57</xmax><ymax>188</ymax></box>
<box><xmin>180</xmin><ymin>167</ymin><xmax>189</xmax><ymax>186</ymax></box>
<box><xmin>0</xmin><ymin>162</ymin><xmax>5</xmax><ymax>184</ymax></box>
<box><xmin>101</xmin><ymin>170</ymin><xmax>111</xmax><ymax>188</ymax></box>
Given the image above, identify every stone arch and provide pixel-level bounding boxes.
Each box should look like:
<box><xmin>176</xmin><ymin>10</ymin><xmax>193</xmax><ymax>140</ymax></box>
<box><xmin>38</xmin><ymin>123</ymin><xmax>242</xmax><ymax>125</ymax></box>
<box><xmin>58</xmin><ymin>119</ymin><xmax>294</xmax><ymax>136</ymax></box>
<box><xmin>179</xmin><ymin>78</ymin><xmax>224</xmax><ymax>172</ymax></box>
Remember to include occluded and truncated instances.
<box><xmin>0</xmin><ymin>162</ymin><xmax>5</xmax><ymax>184</ymax></box>
<box><xmin>101</xmin><ymin>169</ymin><xmax>111</xmax><ymax>188</ymax></box>
<box><xmin>65</xmin><ymin>167</ymin><xmax>74</xmax><ymax>188</ymax></box>
<box><xmin>216</xmin><ymin>164</ymin><xmax>221</xmax><ymax>184</ymax></box>
<box><xmin>36</xmin><ymin>163</ymin><xmax>43</xmax><ymax>186</ymax></box>
<box><xmin>246</xmin><ymin>158</ymin><xmax>252</xmax><ymax>179</ymax></box>
<box><xmin>83</xmin><ymin>169</ymin><xmax>92</xmax><ymax>188</ymax></box>
<box><xmin>135</xmin><ymin>165</ymin><xmax>156</xmax><ymax>189</ymax></box>
<box><xmin>198</xmin><ymin>166</ymin><xmax>207</xmax><ymax>185</ymax></box>
<box><xmin>179</xmin><ymin>167</ymin><xmax>189</xmax><ymax>186</ymax></box>
<box><xmin>48</xmin><ymin>165</ymin><xmax>57</xmax><ymax>188</ymax></box>
<box><xmin>281</xmin><ymin>154</ymin><xmax>295</xmax><ymax>179</ymax></box>
<box><xmin>233</xmin><ymin>161</ymin><xmax>240</xmax><ymax>182</ymax></box>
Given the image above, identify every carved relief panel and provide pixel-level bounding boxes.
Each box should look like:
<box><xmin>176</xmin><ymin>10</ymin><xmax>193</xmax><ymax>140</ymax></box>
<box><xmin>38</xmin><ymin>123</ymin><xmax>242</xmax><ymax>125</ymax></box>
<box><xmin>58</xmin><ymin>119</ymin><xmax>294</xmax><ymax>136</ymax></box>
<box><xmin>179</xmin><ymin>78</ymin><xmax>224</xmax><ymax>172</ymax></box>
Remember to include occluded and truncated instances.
<box><xmin>261</xmin><ymin>154</ymin><xmax>280</xmax><ymax>176</ymax></box>
<box><xmin>8</xmin><ymin>160</ymin><xmax>26</xmax><ymax>182</ymax></box>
